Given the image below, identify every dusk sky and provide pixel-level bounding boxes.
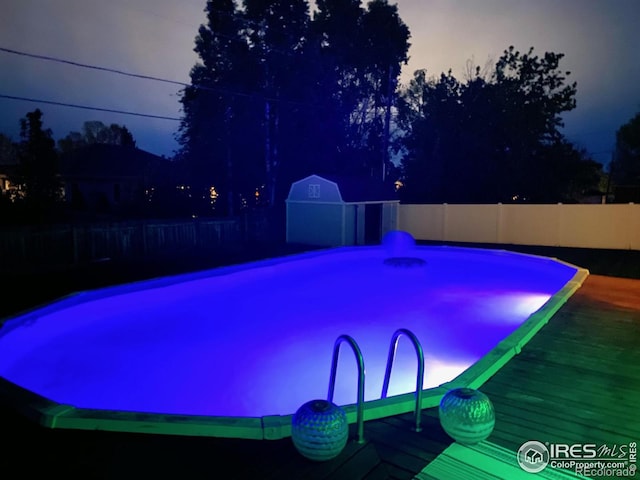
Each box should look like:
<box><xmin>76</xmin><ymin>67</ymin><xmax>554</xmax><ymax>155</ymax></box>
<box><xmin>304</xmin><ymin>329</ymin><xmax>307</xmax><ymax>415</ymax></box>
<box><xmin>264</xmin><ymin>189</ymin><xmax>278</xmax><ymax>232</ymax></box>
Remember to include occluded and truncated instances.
<box><xmin>1</xmin><ymin>0</ymin><xmax>638</xmax><ymax>168</ymax></box>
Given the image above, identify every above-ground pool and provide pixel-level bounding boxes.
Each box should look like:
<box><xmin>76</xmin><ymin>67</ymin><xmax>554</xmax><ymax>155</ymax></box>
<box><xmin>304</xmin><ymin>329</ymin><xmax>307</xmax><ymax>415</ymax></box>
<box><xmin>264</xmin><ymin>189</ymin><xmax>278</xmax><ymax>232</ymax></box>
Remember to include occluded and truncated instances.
<box><xmin>0</xmin><ymin>236</ymin><xmax>588</xmax><ymax>439</ymax></box>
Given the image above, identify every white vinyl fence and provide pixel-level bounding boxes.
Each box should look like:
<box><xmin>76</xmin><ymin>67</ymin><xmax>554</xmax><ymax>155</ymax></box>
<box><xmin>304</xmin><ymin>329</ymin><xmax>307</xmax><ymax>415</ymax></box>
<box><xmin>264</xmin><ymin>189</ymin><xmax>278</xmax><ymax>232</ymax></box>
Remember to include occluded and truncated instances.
<box><xmin>399</xmin><ymin>203</ymin><xmax>640</xmax><ymax>250</ymax></box>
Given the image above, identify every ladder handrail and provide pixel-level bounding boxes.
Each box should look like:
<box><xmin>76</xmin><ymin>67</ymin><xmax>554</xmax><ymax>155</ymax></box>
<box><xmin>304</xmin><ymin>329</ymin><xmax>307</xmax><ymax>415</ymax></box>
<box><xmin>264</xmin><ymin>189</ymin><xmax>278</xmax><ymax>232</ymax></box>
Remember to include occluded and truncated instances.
<box><xmin>327</xmin><ymin>334</ymin><xmax>365</xmax><ymax>444</ymax></box>
<box><xmin>381</xmin><ymin>328</ymin><xmax>425</xmax><ymax>432</ymax></box>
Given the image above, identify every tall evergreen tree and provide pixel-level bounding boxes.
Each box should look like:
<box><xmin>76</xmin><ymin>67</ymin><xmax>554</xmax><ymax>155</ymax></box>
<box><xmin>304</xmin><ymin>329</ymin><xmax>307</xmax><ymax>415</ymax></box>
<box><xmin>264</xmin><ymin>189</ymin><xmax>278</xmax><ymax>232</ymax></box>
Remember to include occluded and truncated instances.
<box><xmin>13</xmin><ymin>109</ymin><xmax>62</xmax><ymax>217</ymax></box>
<box><xmin>243</xmin><ymin>0</ymin><xmax>312</xmax><ymax>207</ymax></box>
<box><xmin>312</xmin><ymin>0</ymin><xmax>366</xmax><ymax>169</ymax></box>
<box><xmin>311</xmin><ymin>0</ymin><xmax>409</xmax><ymax>180</ymax></box>
<box><xmin>178</xmin><ymin>0</ymin><xmax>410</xmax><ymax>213</ymax></box>
<box><xmin>178</xmin><ymin>0</ymin><xmax>259</xmax><ymax>216</ymax></box>
<box><xmin>359</xmin><ymin>0</ymin><xmax>410</xmax><ymax>180</ymax></box>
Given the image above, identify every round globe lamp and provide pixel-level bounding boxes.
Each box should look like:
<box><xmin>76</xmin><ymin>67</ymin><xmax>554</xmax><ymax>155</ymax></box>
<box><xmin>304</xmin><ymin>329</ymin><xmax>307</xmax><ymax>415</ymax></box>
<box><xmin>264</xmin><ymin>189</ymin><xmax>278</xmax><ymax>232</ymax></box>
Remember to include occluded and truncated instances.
<box><xmin>291</xmin><ymin>399</ymin><xmax>349</xmax><ymax>462</ymax></box>
<box><xmin>438</xmin><ymin>388</ymin><xmax>495</xmax><ymax>445</ymax></box>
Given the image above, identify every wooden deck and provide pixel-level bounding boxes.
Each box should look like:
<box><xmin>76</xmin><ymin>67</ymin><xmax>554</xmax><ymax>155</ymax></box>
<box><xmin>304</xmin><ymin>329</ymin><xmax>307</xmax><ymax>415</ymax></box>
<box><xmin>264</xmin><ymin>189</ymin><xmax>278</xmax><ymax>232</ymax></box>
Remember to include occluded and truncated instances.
<box><xmin>484</xmin><ymin>275</ymin><xmax>640</xmax><ymax>451</ymax></box>
<box><xmin>1</xmin><ymin>274</ymin><xmax>639</xmax><ymax>479</ymax></box>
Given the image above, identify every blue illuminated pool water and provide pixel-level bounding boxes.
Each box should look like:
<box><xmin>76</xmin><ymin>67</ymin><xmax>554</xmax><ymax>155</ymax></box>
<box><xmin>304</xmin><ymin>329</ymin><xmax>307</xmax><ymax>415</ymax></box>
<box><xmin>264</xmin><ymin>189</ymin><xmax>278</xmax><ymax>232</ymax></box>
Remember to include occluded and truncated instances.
<box><xmin>0</xmin><ymin>244</ymin><xmax>579</xmax><ymax>419</ymax></box>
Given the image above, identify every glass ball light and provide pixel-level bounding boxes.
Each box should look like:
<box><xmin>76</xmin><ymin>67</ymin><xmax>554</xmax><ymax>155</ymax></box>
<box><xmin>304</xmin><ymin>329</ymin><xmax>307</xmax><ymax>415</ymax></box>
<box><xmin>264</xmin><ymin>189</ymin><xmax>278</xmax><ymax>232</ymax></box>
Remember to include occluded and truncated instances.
<box><xmin>382</xmin><ymin>230</ymin><xmax>416</xmax><ymax>258</ymax></box>
<box><xmin>291</xmin><ymin>399</ymin><xmax>349</xmax><ymax>462</ymax></box>
<box><xmin>438</xmin><ymin>388</ymin><xmax>495</xmax><ymax>445</ymax></box>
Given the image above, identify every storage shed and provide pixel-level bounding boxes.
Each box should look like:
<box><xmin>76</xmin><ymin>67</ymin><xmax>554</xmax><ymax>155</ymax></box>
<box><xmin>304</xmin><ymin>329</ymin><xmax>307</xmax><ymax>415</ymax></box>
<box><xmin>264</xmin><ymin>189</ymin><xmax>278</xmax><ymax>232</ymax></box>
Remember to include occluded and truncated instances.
<box><xmin>286</xmin><ymin>174</ymin><xmax>400</xmax><ymax>246</ymax></box>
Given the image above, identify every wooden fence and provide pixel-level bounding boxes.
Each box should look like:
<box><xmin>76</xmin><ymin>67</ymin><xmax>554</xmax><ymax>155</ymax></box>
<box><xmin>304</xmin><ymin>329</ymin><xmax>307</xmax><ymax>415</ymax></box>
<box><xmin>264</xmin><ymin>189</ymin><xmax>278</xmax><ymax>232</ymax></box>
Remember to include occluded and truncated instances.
<box><xmin>0</xmin><ymin>215</ymin><xmax>271</xmax><ymax>271</ymax></box>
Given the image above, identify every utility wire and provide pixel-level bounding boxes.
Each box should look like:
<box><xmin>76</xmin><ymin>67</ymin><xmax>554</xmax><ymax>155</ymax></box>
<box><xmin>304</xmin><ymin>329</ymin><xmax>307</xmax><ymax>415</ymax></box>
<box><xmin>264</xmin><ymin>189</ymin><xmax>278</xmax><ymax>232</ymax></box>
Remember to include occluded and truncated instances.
<box><xmin>0</xmin><ymin>94</ymin><xmax>181</xmax><ymax>121</ymax></box>
<box><xmin>0</xmin><ymin>46</ymin><xmax>190</xmax><ymax>89</ymax></box>
<box><xmin>0</xmin><ymin>46</ymin><xmax>317</xmax><ymax>108</ymax></box>
<box><xmin>2</xmin><ymin>45</ymin><xmax>600</xmax><ymax>138</ymax></box>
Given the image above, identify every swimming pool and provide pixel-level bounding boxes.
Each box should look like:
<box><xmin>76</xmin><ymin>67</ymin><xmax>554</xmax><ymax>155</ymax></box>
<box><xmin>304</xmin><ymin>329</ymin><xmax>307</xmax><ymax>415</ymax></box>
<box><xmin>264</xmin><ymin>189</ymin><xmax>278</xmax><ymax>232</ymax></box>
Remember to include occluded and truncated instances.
<box><xmin>0</xmin><ymin>238</ymin><xmax>588</xmax><ymax>439</ymax></box>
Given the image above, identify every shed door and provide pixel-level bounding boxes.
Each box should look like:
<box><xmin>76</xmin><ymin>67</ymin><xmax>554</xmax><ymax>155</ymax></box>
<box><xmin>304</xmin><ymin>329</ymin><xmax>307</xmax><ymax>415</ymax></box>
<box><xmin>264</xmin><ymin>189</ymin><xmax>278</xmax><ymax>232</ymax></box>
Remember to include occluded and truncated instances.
<box><xmin>364</xmin><ymin>203</ymin><xmax>382</xmax><ymax>245</ymax></box>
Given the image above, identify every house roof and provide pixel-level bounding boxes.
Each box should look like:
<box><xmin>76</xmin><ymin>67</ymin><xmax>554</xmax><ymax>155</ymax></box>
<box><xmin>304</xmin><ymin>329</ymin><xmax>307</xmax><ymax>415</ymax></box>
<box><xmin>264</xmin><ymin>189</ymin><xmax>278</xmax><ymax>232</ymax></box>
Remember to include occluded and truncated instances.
<box><xmin>59</xmin><ymin>144</ymin><xmax>170</xmax><ymax>178</ymax></box>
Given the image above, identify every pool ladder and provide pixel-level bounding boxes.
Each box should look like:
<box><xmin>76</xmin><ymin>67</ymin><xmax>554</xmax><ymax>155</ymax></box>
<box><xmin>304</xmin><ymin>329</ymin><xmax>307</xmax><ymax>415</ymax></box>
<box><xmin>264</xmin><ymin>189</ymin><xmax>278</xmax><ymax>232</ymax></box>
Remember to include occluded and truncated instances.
<box><xmin>328</xmin><ymin>335</ymin><xmax>366</xmax><ymax>443</ymax></box>
<box><xmin>327</xmin><ymin>328</ymin><xmax>425</xmax><ymax>444</ymax></box>
<box><xmin>381</xmin><ymin>328</ymin><xmax>425</xmax><ymax>433</ymax></box>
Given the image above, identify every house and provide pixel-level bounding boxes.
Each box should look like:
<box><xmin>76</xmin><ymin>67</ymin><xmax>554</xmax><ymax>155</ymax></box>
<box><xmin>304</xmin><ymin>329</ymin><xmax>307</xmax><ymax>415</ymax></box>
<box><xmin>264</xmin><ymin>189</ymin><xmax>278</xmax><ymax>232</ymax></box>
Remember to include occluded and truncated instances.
<box><xmin>59</xmin><ymin>144</ymin><xmax>173</xmax><ymax>215</ymax></box>
<box><xmin>285</xmin><ymin>174</ymin><xmax>400</xmax><ymax>246</ymax></box>
<box><xmin>0</xmin><ymin>151</ymin><xmax>19</xmax><ymax>200</ymax></box>
<box><xmin>0</xmin><ymin>164</ymin><xmax>16</xmax><ymax>197</ymax></box>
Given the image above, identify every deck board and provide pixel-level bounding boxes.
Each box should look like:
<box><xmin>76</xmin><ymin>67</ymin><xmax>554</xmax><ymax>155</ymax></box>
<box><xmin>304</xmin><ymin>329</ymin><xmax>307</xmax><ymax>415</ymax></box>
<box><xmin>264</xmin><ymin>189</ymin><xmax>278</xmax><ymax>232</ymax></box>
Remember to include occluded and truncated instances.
<box><xmin>1</xmin><ymin>273</ymin><xmax>639</xmax><ymax>479</ymax></box>
<box><xmin>480</xmin><ymin>274</ymin><xmax>640</xmax><ymax>456</ymax></box>
<box><xmin>415</xmin><ymin>441</ymin><xmax>583</xmax><ymax>479</ymax></box>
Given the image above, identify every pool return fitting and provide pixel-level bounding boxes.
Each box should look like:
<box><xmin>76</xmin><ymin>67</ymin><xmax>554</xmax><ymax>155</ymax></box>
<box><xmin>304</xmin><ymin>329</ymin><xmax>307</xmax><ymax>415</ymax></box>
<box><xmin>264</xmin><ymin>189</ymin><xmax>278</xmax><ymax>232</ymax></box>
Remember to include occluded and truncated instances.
<box><xmin>327</xmin><ymin>328</ymin><xmax>425</xmax><ymax>444</ymax></box>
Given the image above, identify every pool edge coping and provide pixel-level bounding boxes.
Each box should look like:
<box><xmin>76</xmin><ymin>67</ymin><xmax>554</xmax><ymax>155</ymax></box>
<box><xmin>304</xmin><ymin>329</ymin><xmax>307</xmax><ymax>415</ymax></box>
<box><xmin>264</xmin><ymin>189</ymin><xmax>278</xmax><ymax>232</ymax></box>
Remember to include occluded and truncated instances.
<box><xmin>0</xmin><ymin>253</ymin><xmax>590</xmax><ymax>441</ymax></box>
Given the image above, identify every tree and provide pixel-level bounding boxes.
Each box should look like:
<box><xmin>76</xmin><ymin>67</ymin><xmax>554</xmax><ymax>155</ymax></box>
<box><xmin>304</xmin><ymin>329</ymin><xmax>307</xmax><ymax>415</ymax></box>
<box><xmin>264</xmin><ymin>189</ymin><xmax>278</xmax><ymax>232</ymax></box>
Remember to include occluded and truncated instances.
<box><xmin>311</xmin><ymin>0</ymin><xmax>409</xmax><ymax>180</ymax></box>
<box><xmin>359</xmin><ymin>0</ymin><xmax>410</xmax><ymax>180</ymax></box>
<box><xmin>0</xmin><ymin>133</ymin><xmax>18</xmax><ymax>166</ymax></box>
<box><xmin>13</xmin><ymin>109</ymin><xmax>62</xmax><ymax>217</ymax></box>
<box><xmin>488</xmin><ymin>46</ymin><xmax>578</xmax><ymax>200</ymax></box>
<box><xmin>243</xmin><ymin>0</ymin><xmax>313</xmax><ymax>207</ymax></box>
<box><xmin>395</xmin><ymin>69</ymin><xmax>466</xmax><ymax>202</ymax></box>
<box><xmin>178</xmin><ymin>0</ymin><xmax>262</xmax><ymax>216</ymax></box>
<box><xmin>531</xmin><ymin>140</ymin><xmax>603</xmax><ymax>203</ymax></box>
<box><xmin>58</xmin><ymin>121</ymin><xmax>136</xmax><ymax>153</ymax></box>
<box><xmin>178</xmin><ymin>0</ymin><xmax>410</xmax><ymax>215</ymax></box>
<box><xmin>612</xmin><ymin>111</ymin><xmax>640</xmax><ymax>186</ymax></box>
<box><xmin>397</xmin><ymin>46</ymin><xmax>599</xmax><ymax>203</ymax></box>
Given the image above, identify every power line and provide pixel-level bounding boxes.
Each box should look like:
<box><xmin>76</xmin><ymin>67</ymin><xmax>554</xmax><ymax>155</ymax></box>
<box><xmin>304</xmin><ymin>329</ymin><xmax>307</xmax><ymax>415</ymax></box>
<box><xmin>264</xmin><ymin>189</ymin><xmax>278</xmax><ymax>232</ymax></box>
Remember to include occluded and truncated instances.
<box><xmin>0</xmin><ymin>46</ymin><xmax>190</xmax><ymax>89</ymax></box>
<box><xmin>0</xmin><ymin>94</ymin><xmax>181</xmax><ymax>121</ymax></box>
<box><xmin>0</xmin><ymin>46</ymin><xmax>311</xmax><ymax>107</ymax></box>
